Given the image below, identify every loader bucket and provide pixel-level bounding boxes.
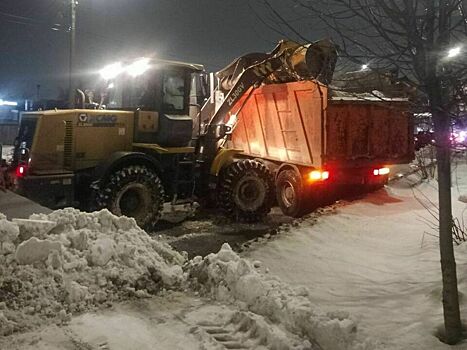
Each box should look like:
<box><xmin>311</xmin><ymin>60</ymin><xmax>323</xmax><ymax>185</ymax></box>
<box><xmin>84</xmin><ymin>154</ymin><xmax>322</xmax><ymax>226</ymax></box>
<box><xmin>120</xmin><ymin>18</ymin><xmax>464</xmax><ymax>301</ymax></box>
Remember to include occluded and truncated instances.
<box><xmin>215</xmin><ymin>39</ymin><xmax>338</xmax><ymax>91</ymax></box>
<box><xmin>296</xmin><ymin>39</ymin><xmax>338</xmax><ymax>85</ymax></box>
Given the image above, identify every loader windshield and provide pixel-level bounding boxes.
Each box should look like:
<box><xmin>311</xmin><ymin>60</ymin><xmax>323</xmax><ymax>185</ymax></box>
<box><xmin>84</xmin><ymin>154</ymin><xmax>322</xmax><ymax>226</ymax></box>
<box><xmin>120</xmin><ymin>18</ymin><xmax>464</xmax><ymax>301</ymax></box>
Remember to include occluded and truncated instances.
<box><xmin>105</xmin><ymin>68</ymin><xmax>190</xmax><ymax>115</ymax></box>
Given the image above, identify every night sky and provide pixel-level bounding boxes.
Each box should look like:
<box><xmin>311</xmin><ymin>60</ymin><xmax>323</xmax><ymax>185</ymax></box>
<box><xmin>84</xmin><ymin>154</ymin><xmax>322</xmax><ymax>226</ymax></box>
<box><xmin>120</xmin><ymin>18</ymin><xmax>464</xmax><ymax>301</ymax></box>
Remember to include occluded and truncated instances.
<box><xmin>0</xmin><ymin>0</ymin><xmax>328</xmax><ymax>100</ymax></box>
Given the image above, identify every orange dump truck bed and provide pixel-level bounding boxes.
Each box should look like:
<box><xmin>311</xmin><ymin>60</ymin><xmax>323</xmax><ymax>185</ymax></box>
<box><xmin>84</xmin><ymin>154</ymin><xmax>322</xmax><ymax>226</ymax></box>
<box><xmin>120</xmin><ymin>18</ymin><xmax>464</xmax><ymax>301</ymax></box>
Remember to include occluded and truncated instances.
<box><xmin>230</xmin><ymin>80</ymin><xmax>413</xmax><ymax>169</ymax></box>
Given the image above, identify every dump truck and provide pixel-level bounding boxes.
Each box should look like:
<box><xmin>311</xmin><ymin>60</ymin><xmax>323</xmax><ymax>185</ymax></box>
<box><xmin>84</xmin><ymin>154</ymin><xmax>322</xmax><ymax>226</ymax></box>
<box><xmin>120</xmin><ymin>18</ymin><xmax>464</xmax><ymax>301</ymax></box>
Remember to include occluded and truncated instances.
<box><xmin>4</xmin><ymin>39</ymin><xmax>413</xmax><ymax>227</ymax></box>
<box><xmin>228</xmin><ymin>83</ymin><xmax>413</xmax><ymax>216</ymax></box>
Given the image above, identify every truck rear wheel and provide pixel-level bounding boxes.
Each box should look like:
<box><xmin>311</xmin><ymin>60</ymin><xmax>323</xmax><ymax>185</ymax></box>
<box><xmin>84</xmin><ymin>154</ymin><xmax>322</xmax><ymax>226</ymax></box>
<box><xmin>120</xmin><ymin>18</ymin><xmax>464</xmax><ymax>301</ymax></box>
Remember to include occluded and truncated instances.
<box><xmin>96</xmin><ymin>165</ymin><xmax>164</xmax><ymax>230</ymax></box>
<box><xmin>276</xmin><ymin>169</ymin><xmax>308</xmax><ymax>218</ymax></box>
<box><xmin>218</xmin><ymin>159</ymin><xmax>274</xmax><ymax>223</ymax></box>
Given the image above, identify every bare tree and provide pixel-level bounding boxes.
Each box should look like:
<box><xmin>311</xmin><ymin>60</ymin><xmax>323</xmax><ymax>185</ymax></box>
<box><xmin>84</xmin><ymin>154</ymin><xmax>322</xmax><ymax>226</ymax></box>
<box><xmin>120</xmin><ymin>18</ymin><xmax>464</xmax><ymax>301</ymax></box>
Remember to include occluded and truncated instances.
<box><xmin>253</xmin><ymin>0</ymin><xmax>467</xmax><ymax>344</ymax></box>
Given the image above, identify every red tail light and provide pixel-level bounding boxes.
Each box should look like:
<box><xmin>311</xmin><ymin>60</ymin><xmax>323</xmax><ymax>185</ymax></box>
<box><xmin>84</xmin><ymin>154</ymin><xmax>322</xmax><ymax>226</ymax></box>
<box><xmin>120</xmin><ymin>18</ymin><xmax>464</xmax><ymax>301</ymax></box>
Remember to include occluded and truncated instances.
<box><xmin>16</xmin><ymin>165</ymin><xmax>27</xmax><ymax>177</ymax></box>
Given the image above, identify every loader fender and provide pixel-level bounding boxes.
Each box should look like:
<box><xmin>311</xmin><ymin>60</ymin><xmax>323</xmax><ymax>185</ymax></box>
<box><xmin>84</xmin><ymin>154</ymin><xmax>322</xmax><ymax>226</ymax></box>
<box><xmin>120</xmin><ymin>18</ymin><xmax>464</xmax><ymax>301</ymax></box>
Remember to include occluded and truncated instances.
<box><xmin>93</xmin><ymin>151</ymin><xmax>162</xmax><ymax>184</ymax></box>
<box><xmin>210</xmin><ymin>148</ymin><xmax>244</xmax><ymax>176</ymax></box>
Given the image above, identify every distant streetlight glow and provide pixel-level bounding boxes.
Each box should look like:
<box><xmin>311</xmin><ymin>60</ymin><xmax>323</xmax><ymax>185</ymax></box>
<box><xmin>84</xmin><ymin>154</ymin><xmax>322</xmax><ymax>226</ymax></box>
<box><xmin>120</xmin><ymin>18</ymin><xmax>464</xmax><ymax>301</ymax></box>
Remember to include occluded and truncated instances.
<box><xmin>447</xmin><ymin>46</ymin><xmax>461</xmax><ymax>58</ymax></box>
<box><xmin>100</xmin><ymin>62</ymin><xmax>124</xmax><ymax>80</ymax></box>
<box><xmin>127</xmin><ymin>58</ymin><xmax>151</xmax><ymax>77</ymax></box>
<box><xmin>361</xmin><ymin>64</ymin><xmax>369</xmax><ymax>70</ymax></box>
<box><xmin>0</xmin><ymin>99</ymin><xmax>18</xmax><ymax>107</ymax></box>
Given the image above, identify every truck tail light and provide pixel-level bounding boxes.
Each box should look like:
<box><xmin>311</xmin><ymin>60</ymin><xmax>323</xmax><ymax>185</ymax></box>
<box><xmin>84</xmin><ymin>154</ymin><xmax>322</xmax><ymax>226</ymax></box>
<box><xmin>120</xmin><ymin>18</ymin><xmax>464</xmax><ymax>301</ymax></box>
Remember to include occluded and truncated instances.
<box><xmin>309</xmin><ymin>170</ymin><xmax>329</xmax><ymax>181</ymax></box>
<box><xmin>373</xmin><ymin>167</ymin><xmax>390</xmax><ymax>176</ymax></box>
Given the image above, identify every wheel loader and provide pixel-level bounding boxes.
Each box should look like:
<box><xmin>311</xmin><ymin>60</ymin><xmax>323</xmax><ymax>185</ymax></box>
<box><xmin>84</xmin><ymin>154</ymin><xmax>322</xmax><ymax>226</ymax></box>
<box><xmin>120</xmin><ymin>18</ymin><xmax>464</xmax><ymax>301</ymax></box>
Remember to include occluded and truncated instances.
<box><xmin>4</xmin><ymin>39</ymin><xmax>413</xmax><ymax>228</ymax></box>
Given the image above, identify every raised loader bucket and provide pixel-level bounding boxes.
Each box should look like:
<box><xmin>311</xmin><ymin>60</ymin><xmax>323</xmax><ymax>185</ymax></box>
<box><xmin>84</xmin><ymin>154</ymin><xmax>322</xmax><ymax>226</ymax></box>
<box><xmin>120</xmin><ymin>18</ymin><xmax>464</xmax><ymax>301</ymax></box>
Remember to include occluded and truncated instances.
<box><xmin>295</xmin><ymin>39</ymin><xmax>338</xmax><ymax>85</ymax></box>
<box><xmin>216</xmin><ymin>39</ymin><xmax>338</xmax><ymax>92</ymax></box>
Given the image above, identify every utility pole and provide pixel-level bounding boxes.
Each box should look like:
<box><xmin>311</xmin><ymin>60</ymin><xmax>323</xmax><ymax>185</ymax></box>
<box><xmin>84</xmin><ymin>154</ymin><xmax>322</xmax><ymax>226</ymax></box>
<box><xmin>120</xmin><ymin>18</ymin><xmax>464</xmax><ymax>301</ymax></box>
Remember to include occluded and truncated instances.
<box><xmin>68</xmin><ymin>0</ymin><xmax>77</xmax><ymax>107</ymax></box>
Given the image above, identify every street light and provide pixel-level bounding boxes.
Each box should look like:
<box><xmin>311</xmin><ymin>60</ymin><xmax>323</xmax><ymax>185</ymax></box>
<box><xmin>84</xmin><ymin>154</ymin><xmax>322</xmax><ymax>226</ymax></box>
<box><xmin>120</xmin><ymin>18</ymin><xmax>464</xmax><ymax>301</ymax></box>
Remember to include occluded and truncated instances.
<box><xmin>361</xmin><ymin>64</ymin><xmax>369</xmax><ymax>71</ymax></box>
<box><xmin>0</xmin><ymin>99</ymin><xmax>18</xmax><ymax>107</ymax></box>
<box><xmin>447</xmin><ymin>46</ymin><xmax>461</xmax><ymax>58</ymax></box>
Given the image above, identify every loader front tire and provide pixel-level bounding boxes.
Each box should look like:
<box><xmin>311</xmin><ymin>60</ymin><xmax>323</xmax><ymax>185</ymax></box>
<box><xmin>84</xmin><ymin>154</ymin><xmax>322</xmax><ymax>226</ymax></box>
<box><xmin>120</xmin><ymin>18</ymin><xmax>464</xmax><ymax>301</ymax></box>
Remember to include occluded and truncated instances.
<box><xmin>96</xmin><ymin>165</ymin><xmax>164</xmax><ymax>230</ymax></box>
<box><xmin>218</xmin><ymin>159</ymin><xmax>274</xmax><ymax>223</ymax></box>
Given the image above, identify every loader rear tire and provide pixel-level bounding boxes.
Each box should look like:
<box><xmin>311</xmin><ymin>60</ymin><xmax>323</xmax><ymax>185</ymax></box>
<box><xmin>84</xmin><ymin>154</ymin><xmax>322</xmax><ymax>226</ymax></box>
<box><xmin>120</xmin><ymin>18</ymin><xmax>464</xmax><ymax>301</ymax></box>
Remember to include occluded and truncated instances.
<box><xmin>276</xmin><ymin>169</ymin><xmax>309</xmax><ymax>218</ymax></box>
<box><xmin>96</xmin><ymin>165</ymin><xmax>164</xmax><ymax>230</ymax></box>
<box><xmin>218</xmin><ymin>159</ymin><xmax>274</xmax><ymax>223</ymax></box>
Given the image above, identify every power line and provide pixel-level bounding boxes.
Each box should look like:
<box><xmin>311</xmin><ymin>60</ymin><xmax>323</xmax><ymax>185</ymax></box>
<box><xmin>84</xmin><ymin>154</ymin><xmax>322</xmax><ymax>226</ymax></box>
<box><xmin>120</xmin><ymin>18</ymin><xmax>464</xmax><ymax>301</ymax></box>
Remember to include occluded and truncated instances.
<box><xmin>0</xmin><ymin>10</ymin><xmax>65</xmax><ymax>31</ymax></box>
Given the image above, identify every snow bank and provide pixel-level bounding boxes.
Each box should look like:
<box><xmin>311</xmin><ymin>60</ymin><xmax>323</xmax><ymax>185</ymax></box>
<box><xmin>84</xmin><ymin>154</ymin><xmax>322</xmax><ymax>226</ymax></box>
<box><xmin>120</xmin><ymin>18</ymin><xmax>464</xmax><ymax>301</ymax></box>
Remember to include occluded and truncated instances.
<box><xmin>1</xmin><ymin>208</ymin><xmax>372</xmax><ymax>348</ymax></box>
<box><xmin>188</xmin><ymin>243</ymin><xmax>373</xmax><ymax>350</ymax></box>
<box><xmin>0</xmin><ymin>208</ymin><xmax>185</xmax><ymax>335</ymax></box>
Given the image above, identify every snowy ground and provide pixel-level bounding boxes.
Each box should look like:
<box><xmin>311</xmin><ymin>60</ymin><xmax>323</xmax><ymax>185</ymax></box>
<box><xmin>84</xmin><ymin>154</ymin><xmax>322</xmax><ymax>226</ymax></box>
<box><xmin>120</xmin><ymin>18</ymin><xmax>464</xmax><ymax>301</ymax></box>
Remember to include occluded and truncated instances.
<box><xmin>245</xmin><ymin>159</ymin><xmax>467</xmax><ymax>349</ymax></box>
<box><xmin>2</xmin><ymin>152</ymin><xmax>467</xmax><ymax>348</ymax></box>
<box><xmin>0</xmin><ymin>191</ymin><xmax>51</xmax><ymax>219</ymax></box>
<box><xmin>5</xmin><ymin>292</ymin><xmax>304</xmax><ymax>350</ymax></box>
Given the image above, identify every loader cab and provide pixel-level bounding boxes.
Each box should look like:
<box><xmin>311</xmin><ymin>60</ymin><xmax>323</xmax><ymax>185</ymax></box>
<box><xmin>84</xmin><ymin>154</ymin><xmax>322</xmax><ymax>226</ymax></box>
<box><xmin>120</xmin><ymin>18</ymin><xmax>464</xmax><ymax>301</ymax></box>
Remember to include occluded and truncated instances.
<box><xmin>105</xmin><ymin>59</ymin><xmax>207</xmax><ymax>147</ymax></box>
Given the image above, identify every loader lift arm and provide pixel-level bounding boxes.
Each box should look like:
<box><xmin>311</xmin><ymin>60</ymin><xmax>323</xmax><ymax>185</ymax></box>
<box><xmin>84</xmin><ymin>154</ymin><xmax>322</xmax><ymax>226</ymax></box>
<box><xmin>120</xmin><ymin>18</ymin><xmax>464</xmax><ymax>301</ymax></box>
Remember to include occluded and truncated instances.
<box><xmin>200</xmin><ymin>39</ymin><xmax>338</xmax><ymax>159</ymax></box>
<box><xmin>206</xmin><ymin>54</ymin><xmax>284</xmax><ymax>128</ymax></box>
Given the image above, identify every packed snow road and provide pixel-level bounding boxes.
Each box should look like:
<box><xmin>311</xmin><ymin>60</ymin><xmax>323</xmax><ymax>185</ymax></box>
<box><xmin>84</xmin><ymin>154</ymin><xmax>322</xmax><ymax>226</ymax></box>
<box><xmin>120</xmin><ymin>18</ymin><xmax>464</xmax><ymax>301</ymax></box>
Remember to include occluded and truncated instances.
<box><xmin>155</xmin><ymin>207</ymin><xmax>294</xmax><ymax>259</ymax></box>
<box><xmin>245</xmin><ymin>163</ymin><xmax>467</xmax><ymax>349</ymax></box>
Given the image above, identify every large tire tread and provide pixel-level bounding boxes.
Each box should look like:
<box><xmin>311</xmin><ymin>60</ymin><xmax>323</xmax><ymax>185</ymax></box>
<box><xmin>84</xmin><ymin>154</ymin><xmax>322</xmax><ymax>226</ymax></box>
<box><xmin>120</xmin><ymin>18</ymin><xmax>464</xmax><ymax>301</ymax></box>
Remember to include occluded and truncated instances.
<box><xmin>95</xmin><ymin>165</ymin><xmax>164</xmax><ymax>230</ymax></box>
<box><xmin>218</xmin><ymin>159</ymin><xmax>274</xmax><ymax>223</ymax></box>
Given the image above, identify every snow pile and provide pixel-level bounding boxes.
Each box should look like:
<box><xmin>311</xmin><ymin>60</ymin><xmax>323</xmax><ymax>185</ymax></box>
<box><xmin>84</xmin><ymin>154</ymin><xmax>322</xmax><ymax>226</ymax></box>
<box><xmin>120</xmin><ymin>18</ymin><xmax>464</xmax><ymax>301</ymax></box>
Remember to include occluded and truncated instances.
<box><xmin>188</xmin><ymin>243</ymin><xmax>373</xmax><ymax>350</ymax></box>
<box><xmin>0</xmin><ymin>208</ymin><xmax>185</xmax><ymax>335</ymax></box>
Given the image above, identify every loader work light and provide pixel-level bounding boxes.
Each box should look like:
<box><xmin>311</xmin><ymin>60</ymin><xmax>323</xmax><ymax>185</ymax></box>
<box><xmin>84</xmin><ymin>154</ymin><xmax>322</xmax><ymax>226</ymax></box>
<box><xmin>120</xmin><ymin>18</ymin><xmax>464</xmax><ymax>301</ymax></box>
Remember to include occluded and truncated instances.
<box><xmin>99</xmin><ymin>62</ymin><xmax>124</xmax><ymax>80</ymax></box>
<box><xmin>99</xmin><ymin>58</ymin><xmax>152</xmax><ymax>80</ymax></box>
<box><xmin>127</xmin><ymin>58</ymin><xmax>151</xmax><ymax>77</ymax></box>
